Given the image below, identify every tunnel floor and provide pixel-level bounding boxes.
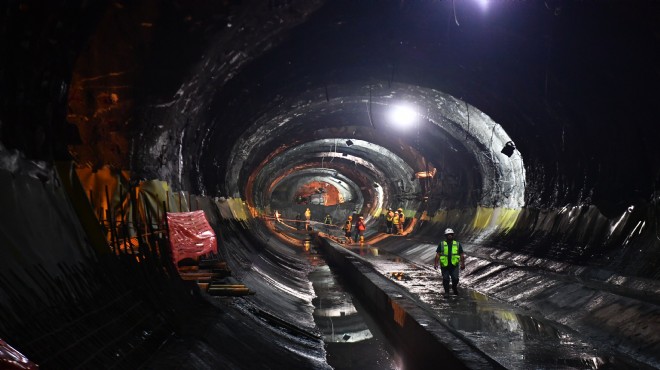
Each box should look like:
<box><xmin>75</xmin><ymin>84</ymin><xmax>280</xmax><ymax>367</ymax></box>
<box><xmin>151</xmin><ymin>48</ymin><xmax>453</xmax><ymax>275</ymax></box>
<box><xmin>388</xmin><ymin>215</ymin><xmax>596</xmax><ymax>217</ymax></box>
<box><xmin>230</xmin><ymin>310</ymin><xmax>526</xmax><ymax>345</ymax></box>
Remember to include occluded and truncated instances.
<box><xmin>307</xmin><ymin>248</ymin><xmax>398</xmax><ymax>370</ymax></box>
<box><xmin>333</xmin><ymin>238</ymin><xmax>653</xmax><ymax>369</ymax></box>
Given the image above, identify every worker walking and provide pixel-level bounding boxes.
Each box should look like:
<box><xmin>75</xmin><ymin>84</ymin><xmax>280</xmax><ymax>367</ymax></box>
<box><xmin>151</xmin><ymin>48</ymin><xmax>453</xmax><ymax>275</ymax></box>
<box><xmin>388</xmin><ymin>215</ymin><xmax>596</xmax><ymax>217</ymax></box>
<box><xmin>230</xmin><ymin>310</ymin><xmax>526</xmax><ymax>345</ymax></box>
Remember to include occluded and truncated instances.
<box><xmin>433</xmin><ymin>228</ymin><xmax>466</xmax><ymax>296</ymax></box>
<box><xmin>392</xmin><ymin>210</ymin><xmax>400</xmax><ymax>235</ymax></box>
<box><xmin>324</xmin><ymin>214</ymin><xmax>332</xmax><ymax>234</ymax></box>
<box><xmin>304</xmin><ymin>208</ymin><xmax>311</xmax><ymax>230</ymax></box>
<box><xmin>385</xmin><ymin>208</ymin><xmax>394</xmax><ymax>234</ymax></box>
<box><xmin>396</xmin><ymin>208</ymin><xmax>405</xmax><ymax>235</ymax></box>
<box><xmin>356</xmin><ymin>216</ymin><xmax>366</xmax><ymax>244</ymax></box>
<box><xmin>343</xmin><ymin>216</ymin><xmax>353</xmax><ymax>244</ymax></box>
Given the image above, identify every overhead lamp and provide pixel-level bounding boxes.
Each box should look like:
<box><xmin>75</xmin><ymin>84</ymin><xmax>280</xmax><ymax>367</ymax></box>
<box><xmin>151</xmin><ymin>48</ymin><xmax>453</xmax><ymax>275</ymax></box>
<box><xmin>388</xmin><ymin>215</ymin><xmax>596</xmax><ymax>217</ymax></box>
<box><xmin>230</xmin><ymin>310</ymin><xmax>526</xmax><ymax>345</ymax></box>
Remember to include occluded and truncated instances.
<box><xmin>389</xmin><ymin>104</ymin><xmax>417</xmax><ymax>129</ymax></box>
<box><xmin>501</xmin><ymin>141</ymin><xmax>516</xmax><ymax>157</ymax></box>
<box><xmin>345</xmin><ymin>139</ymin><xmax>354</xmax><ymax>146</ymax></box>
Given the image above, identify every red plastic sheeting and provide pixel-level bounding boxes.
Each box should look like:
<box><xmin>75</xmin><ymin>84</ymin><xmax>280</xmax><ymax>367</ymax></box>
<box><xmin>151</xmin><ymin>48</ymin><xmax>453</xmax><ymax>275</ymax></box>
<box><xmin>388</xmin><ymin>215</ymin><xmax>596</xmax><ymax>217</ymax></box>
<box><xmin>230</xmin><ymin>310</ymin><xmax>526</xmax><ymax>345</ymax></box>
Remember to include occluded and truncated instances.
<box><xmin>167</xmin><ymin>211</ymin><xmax>218</xmax><ymax>265</ymax></box>
<box><xmin>0</xmin><ymin>338</ymin><xmax>38</xmax><ymax>369</ymax></box>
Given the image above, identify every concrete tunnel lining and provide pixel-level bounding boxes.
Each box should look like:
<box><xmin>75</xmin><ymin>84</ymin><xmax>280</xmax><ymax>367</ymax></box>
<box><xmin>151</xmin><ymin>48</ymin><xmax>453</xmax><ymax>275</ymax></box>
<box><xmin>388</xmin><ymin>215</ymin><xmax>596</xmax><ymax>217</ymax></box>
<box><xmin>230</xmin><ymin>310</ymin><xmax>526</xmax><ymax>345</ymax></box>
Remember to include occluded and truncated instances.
<box><xmin>2</xmin><ymin>0</ymin><xmax>660</xmax><ymax>368</ymax></box>
<box><xmin>254</xmin><ymin>138</ymin><xmax>419</xmax><ymax>212</ymax></box>
<box><xmin>224</xmin><ymin>83</ymin><xmax>524</xmax><ymax>214</ymax></box>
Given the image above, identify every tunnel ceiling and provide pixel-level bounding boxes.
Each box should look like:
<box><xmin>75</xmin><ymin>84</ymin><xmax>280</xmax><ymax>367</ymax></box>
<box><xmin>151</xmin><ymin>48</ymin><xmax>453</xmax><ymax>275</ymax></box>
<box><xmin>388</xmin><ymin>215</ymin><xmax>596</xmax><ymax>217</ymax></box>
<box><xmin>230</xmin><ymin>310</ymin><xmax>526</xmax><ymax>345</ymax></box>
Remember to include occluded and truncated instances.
<box><xmin>3</xmin><ymin>0</ymin><xmax>660</xmax><ymax>217</ymax></box>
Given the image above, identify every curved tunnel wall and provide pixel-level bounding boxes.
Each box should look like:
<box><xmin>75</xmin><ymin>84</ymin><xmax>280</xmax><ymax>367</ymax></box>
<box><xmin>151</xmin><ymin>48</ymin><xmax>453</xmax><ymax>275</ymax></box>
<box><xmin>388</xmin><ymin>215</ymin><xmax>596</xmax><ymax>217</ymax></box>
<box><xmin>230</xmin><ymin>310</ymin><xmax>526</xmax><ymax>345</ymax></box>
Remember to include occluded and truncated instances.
<box><xmin>2</xmin><ymin>2</ymin><xmax>660</xmax><ymax>366</ymax></box>
<box><xmin>2</xmin><ymin>0</ymin><xmax>658</xmax><ymax>278</ymax></box>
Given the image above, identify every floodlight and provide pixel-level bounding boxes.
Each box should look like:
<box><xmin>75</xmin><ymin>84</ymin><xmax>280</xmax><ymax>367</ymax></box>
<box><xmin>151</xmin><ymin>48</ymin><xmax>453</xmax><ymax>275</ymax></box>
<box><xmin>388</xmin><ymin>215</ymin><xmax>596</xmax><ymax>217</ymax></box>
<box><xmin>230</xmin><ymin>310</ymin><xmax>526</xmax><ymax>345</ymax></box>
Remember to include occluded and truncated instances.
<box><xmin>389</xmin><ymin>104</ymin><xmax>417</xmax><ymax>128</ymax></box>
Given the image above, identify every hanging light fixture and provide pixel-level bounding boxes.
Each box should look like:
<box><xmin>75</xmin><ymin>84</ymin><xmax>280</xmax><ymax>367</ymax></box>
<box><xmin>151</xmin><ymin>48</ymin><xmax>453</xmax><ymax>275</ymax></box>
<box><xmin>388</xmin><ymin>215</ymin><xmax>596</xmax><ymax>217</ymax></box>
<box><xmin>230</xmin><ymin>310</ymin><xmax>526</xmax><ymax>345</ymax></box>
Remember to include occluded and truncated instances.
<box><xmin>501</xmin><ymin>141</ymin><xmax>516</xmax><ymax>157</ymax></box>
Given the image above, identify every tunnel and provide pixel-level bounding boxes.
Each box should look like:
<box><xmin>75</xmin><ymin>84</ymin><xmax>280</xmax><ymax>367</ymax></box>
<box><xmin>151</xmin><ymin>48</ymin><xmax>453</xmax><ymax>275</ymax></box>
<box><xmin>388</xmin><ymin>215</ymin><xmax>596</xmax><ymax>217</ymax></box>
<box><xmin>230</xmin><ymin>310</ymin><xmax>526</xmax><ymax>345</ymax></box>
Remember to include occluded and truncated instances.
<box><xmin>1</xmin><ymin>0</ymin><xmax>660</xmax><ymax>369</ymax></box>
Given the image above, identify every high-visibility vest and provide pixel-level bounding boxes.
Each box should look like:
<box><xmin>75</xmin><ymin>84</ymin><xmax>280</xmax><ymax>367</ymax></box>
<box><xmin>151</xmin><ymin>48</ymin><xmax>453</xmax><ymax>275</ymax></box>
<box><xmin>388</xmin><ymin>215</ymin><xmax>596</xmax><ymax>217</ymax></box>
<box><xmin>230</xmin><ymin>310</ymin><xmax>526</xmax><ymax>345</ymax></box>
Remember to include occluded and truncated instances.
<box><xmin>324</xmin><ymin>216</ymin><xmax>332</xmax><ymax>224</ymax></box>
<box><xmin>439</xmin><ymin>240</ymin><xmax>461</xmax><ymax>267</ymax></box>
<box><xmin>344</xmin><ymin>221</ymin><xmax>352</xmax><ymax>232</ymax></box>
<box><xmin>386</xmin><ymin>212</ymin><xmax>394</xmax><ymax>222</ymax></box>
<box><xmin>392</xmin><ymin>215</ymin><xmax>399</xmax><ymax>225</ymax></box>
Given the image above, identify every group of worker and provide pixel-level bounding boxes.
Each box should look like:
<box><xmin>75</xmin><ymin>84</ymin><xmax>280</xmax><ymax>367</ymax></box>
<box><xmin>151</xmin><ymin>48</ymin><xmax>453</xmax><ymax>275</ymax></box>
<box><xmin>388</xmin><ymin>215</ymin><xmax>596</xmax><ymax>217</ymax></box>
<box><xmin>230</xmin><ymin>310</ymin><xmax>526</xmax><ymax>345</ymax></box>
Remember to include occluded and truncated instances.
<box><xmin>342</xmin><ymin>215</ymin><xmax>366</xmax><ymax>245</ymax></box>
<box><xmin>385</xmin><ymin>208</ymin><xmax>405</xmax><ymax>235</ymax></box>
<box><xmin>285</xmin><ymin>207</ymin><xmax>466</xmax><ymax>297</ymax></box>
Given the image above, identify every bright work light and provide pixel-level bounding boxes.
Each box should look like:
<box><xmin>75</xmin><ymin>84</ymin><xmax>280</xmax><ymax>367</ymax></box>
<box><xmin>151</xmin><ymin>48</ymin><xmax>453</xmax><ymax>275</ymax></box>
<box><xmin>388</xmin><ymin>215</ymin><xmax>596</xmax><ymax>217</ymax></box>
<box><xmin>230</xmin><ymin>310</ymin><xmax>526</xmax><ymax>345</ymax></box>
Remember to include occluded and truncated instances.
<box><xmin>389</xmin><ymin>104</ymin><xmax>417</xmax><ymax>129</ymax></box>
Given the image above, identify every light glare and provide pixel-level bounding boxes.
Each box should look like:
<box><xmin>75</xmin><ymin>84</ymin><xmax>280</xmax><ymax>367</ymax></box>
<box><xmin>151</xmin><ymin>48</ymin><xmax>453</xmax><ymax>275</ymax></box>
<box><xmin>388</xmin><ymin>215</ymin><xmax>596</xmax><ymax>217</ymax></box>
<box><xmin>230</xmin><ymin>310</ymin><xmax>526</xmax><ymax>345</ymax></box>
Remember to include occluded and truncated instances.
<box><xmin>389</xmin><ymin>104</ymin><xmax>417</xmax><ymax>128</ymax></box>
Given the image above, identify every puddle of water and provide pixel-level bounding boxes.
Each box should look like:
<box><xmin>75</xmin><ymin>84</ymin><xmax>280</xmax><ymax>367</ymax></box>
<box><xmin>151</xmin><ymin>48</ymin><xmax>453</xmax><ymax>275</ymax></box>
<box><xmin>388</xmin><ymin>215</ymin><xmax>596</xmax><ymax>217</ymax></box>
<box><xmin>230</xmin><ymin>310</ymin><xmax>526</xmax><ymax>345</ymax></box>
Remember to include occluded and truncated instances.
<box><xmin>353</xmin><ymin>244</ymin><xmax>650</xmax><ymax>369</ymax></box>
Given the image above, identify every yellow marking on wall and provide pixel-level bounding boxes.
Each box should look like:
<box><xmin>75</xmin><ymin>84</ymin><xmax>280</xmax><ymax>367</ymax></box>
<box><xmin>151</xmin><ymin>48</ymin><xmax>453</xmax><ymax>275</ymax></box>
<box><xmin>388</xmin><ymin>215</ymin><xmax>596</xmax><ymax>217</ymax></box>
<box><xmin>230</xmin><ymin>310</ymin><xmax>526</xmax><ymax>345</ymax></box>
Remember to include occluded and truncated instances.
<box><xmin>472</xmin><ymin>207</ymin><xmax>495</xmax><ymax>229</ymax></box>
<box><xmin>227</xmin><ymin>198</ymin><xmax>249</xmax><ymax>221</ymax></box>
<box><xmin>495</xmin><ymin>208</ymin><xmax>521</xmax><ymax>233</ymax></box>
<box><xmin>471</xmin><ymin>207</ymin><xmax>521</xmax><ymax>232</ymax></box>
<box><xmin>431</xmin><ymin>210</ymin><xmax>448</xmax><ymax>223</ymax></box>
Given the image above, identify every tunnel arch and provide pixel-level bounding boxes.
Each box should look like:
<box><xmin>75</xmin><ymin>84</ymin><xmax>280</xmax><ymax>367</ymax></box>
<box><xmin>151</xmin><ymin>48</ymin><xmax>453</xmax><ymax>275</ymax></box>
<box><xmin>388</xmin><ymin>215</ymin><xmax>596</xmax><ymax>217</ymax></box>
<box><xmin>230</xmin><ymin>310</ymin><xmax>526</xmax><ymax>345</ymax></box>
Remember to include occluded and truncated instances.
<box><xmin>251</xmin><ymin>138</ymin><xmax>418</xmax><ymax>213</ymax></box>
<box><xmin>217</xmin><ymin>82</ymin><xmax>524</xmax><ymax>214</ymax></box>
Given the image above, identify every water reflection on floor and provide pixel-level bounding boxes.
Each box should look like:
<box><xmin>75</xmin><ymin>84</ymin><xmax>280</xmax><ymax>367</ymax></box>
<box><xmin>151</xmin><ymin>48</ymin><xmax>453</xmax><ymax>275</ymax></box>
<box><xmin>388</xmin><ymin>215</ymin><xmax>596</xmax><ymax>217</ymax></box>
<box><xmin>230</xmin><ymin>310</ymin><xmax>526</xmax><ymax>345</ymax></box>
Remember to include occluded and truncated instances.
<box><xmin>306</xmin><ymin>246</ymin><xmax>398</xmax><ymax>370</ymax></box>
<box><xmin>344</xmin><ymin>243</ymin><xmax>648</xmax><ymax>370</ymax></box>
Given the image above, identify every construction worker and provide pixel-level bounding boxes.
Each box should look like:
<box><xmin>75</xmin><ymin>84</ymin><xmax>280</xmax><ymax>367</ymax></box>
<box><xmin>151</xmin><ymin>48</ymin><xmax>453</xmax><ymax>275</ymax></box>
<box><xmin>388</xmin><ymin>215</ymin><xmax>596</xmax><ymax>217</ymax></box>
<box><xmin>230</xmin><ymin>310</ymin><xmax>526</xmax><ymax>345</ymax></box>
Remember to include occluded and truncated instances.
<box><xmin>343</xmin><ymin>216</ymin><xmax>353</xmax><ymax>244</ymax></box>
<box><xmin>392</xmin><ymin>210</ymin><xmax>400</xmax><ymax>235</ymax></box>
<box><xmin>324</xmin><ymin>214</ymin><xmax>332</xmax><ymax>234</ymax></box>
<box><xmin>356</xmin><ymin>216</ymin><xmax>366</xmax><ymax>244</ymax></box>
<box><xmin>396</xmin><ymin>208</ymin><xmax>405</xmax><ymax>235</ymax></box>
<box><xmin>433</xmin><ymin>228</ymin><xmax>465</xmax><ymax>296</ymax></box>
<box><xmin>385</xmin><ymin>208</ymin><xmax>394</xmax><ymax>234</ymax></box>
<box><xmin>304</xmin><ymin>208</ymin><xmax>311</xmax><ymax>230</ymax></box>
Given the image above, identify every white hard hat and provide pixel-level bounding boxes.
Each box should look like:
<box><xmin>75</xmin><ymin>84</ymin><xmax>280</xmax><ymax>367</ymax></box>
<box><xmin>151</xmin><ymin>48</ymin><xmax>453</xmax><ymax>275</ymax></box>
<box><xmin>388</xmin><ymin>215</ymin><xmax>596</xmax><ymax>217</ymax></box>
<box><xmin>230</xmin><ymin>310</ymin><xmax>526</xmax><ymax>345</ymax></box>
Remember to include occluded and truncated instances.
<box><xmin>444</xmin><ymin>228</ymin><xmax>455</xmax><ymax>235</ymax></box>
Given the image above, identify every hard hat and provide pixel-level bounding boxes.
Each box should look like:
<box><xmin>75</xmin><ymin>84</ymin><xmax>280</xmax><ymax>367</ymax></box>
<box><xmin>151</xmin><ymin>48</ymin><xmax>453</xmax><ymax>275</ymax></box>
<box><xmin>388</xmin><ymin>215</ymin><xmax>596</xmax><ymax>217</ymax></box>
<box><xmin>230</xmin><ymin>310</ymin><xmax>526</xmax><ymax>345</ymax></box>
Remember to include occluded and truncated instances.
<box><xmin>444</xmin><ymin>228</ymin><xmax>455</xmax><ymax>235</ymax></box>
<box><xmin>348</xmin><ymin>216</ymin><xmax>352</xmax><ymax>220</ymax></box>
<box><xmin>359</xmin><ymin>216</ymin><xmax>364</xmax><ymax>219</ymax></box>
<box><xmin>397</xmin><ymin>208</ymin><xmax>403</xmax><ymax>212</ymax></box>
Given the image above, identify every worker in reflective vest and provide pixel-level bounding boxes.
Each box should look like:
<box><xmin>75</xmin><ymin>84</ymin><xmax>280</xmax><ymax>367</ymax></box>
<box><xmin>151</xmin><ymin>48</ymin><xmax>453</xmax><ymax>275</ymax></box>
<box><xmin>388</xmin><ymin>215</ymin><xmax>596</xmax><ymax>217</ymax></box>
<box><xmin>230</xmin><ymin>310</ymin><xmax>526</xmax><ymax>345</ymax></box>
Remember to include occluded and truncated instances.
<box><xmin>396</xmin><ymin>208</ymin><xmax>405</xmax><ymax>235</ymax></box>
<box><xmin>356</xmin><ymin>216</ymin><xmax>366</xmax><ymax>243</ymax></box>
<box><xmin>324</xmin><ymin>214</ymin><xmax>332</xmax><ymax>234</ymax></box>
<box><xmin>392</xmin><ymin>210</ymin><xmax>400</xmax><ymax>234</ymax></box>
<box><xmin>343</xmin><ymin>216</ymin><xmax>353</xmax><ymax>244</ymax></box>
<box><xmin>385</xmin><ymin>208</ymin><xmax>394</xmax><ymax>234</ymax></box>
<box><xmin>433</xmin><ymin>228</ymin><xmax>466</xmax><ymax>296</ymax></box>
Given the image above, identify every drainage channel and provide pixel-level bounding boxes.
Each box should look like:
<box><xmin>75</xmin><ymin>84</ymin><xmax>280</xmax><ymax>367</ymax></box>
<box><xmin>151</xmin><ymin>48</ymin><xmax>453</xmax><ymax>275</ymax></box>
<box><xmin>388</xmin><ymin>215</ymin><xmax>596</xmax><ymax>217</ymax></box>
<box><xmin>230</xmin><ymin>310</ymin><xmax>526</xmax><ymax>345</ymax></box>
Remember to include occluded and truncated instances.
<box><xmin>304</xmin><ymin>239</ymin><xmax>400</xmax><ymax>370</ymax></box>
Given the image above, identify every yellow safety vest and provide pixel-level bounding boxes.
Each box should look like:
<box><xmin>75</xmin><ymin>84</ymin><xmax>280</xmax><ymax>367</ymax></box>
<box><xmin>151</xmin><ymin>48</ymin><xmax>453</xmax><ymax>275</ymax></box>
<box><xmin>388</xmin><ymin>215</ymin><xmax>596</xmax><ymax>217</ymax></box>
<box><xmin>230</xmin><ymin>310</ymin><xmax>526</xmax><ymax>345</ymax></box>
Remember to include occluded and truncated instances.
<box><xmin>392</xmin><ymin>215</ymin><xmax>399</xmax><ymax>225</ymax></box>
<box><xmin>439</xmin><ymin>240</ymin><xmax>460</xmax><ymax>267</ymax></box>
<box><xmin>386</xmin><ymin>212</ymin><xmax>394</xmax><ymax>222</ymax></box>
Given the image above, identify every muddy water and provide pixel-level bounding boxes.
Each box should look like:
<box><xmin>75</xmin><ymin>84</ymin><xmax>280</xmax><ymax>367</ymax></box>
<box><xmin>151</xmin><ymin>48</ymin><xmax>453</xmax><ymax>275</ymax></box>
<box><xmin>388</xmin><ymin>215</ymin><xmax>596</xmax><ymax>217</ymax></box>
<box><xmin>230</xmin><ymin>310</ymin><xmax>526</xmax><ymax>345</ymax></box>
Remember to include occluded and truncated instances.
<box><xmin>305</xmin><ymin>245</ymin><xmax>399</xmax><ymax>370</ymax></box>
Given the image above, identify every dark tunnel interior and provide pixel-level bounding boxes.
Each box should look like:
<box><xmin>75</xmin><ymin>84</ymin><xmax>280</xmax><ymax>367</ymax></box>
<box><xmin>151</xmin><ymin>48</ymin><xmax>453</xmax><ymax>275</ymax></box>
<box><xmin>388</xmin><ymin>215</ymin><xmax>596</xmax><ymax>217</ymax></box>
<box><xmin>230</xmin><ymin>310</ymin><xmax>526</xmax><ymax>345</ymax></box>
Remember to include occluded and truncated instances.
<box><xmin>1</xmin><ymin>0</ymin><xmax>660</xmax><ymax>369</ymax></box>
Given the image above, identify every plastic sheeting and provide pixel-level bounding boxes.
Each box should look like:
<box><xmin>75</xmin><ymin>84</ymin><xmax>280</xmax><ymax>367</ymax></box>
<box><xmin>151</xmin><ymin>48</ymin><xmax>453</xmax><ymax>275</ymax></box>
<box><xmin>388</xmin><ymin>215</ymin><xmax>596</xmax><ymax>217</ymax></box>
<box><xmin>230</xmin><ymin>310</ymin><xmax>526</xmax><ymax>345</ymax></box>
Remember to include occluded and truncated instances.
<box><xmin>167</xmin><ymin>211</ymin><xmax>218</xmax><ymax>265</ymax></box>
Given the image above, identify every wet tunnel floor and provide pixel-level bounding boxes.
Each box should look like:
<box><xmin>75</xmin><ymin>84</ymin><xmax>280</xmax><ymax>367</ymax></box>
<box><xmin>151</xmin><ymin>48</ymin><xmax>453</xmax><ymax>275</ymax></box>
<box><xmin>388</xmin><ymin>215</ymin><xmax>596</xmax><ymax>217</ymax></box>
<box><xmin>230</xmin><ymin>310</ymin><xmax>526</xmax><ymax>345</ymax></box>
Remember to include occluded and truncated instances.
<box><xmin>334</xmin><ymin>241</ymin><xmax>650</xmax><ymax>370</ymax></box>
<box><xmin>306</xmin><ymin>249</ymin><xmax>399</xmax><ymax>370</ymax></box>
